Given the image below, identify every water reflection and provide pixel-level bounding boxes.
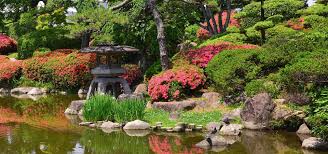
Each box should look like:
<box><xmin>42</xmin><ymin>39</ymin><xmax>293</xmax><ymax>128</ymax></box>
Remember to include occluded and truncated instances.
<box><xmin>0</xmin><ymin>95</ymin><xmax>327</xmax><ymax>154</ymax></box>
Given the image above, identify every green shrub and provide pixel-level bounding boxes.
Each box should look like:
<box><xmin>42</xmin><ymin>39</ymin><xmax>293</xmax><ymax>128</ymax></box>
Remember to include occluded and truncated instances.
<box><xmin>266</xmin><ymin>25</ymin><xmax>298</xmax><ymax>40</ymax></box>
<box><xmin>206</xmin><ymin>49</ymin><xmax>261</xmax><ymax>95</ymax></box>
<box><xmin>254</xmin><ymin>21</ymin><xmax>274</xmax><ymax>31</ymax></box>
<box><xmin>215</xmin><ymin>33</ymin><xmax>247</xmax><ymax>44</ymax></box>
<box><xmin>266</xmin><ymin>14</ymin><xmax>284</xmax><ymax>23</ymax></box>
<box><xmin>245</xmin><ymin>79</ymin><xmax>279</xmax><ymax>97</ymax></box>
<box><xmin>235</xmin><ymin>0</ymin><xmax>304</xmax><ymax>28</ymax></box>
<box><xmin>184</xmin><ymin>24</ymin><xmax>199</xmax><ymax>42</ymax></box>
<box><xmin>226</xmin><ymin>26</ymin><xmax>240</xmax><ymax>33</ymax></box>
<box><xmin>307</xmin><ymin>88</ymin><xmax>328</xmax><ymax>141</ymax></box>
<box><xmin>199</xmin><ymin>33</ymin><xmax>246</xmax><ymax>47</ymax></box>
<box><xmin>83</xmin><ymin>95</ymin><xmax>146</xmax><ymax>122</ymax></box>
<box><xmin>144</xmin><ymin>60</ymin><xmax>162</xmax><ymax>81</ymax></box>
<box><xmin>245</xmin><ymin>27</ymin><xmax>261</xmax><ymax>44</ymax></box>
<box><xmin>303</xmin><ymin>15</ymin><xmax>328</xmax><ymax>34</ymax></box>
<box><xmin>299</xmin><ymin>4</ymin><xmax>328</xmax><ymax>16</ymax></box>
<box><xmin>278</xmin><ymin>50</ymin><xmax>328</xmax><ymax>91</ymax></box>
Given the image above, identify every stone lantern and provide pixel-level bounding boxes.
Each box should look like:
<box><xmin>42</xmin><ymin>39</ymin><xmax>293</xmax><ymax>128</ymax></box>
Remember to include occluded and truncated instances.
<box><xmin>80</xmin><ymin>43</ymin><xmax>139</xmax><ymax>99</ymax></box>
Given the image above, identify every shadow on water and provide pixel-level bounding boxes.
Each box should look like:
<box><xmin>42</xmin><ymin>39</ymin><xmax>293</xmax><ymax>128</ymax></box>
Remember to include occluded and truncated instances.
<box><xmin>0</xmin><ymin>95</ymin><xmax>327</xmax><ymax>154</ymax></box>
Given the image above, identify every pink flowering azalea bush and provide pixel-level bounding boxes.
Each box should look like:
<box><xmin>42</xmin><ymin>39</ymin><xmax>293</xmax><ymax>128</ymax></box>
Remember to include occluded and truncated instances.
<box><xmin>0</xmin><ymin>56</ymin><xmax>22</xmax><ymax>84</ymax></box>
<box><xmin>184</xmin><ymin>42</ymin><xmax>258</xmax><ymax>68</ymax></box>
<box><xmin>148</xmin><ymin>65</ymin><xmax>206</xmax><ymax>101</ymax></box>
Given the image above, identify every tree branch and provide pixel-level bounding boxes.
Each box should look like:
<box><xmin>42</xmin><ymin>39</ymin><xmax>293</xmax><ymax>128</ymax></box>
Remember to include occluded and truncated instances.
<box><xmin>109</xmin><ymin>0</ymin><xmax>131</xmax><ymax>10</ymax></box>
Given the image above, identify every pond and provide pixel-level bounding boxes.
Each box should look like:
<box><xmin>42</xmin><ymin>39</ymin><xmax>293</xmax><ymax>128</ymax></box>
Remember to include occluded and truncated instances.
<box><xmin>0</xmin><ymin>95</ymin><xmax>326</xmax><ymax>154</ymax></box>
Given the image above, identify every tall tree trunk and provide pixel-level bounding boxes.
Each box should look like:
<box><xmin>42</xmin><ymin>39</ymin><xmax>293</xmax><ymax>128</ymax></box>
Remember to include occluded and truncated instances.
<box><xmin>201</xmin><ymin>5</ymin><xmax>214</xmax><ymax>35</ymax></box>
<box><xmin>260</xmin><ymin>0</ymin><xmax>266</xmax><ymax>45</ymax></box>
<box><xmin>147</xmin><ymin>0</ymin><xmax>170</xmax><ymax>70</ymax></box>
<box><xmin>222</xmin><ymin>0</ymin><xmax>231</xmax><ymax>32</ymax></box>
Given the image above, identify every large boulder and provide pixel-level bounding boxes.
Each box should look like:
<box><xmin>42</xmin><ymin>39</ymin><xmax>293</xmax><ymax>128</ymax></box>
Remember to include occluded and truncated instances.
<box><xmin>297</xmin><ymin>123</ymin><xmax>311</xmax><ymax>134</ymax></box>
<box><xmin>133</xmin><ymin>84</ymin><xmax>148</xmax><ymax>95</ymax></box>
<box><xmin>0</xmin><ymin>88</ymin><xmax>10</xmax><ymax>93</ymax></box>
<box><xmin>152</xmin><ymin>99</ymin><xmax>200</xmax><ymax>112</ymax></box>
<box><xmin>118</xmin><ymin>94</ymin><xmax>144</xmax><ymax>101</ymax></box>
<box><xmin>11</xmin><ymin>87</ymin><xmax>35</xmax><ymax>94</ymax></box>
<box><xmin>302</xmin><ymin>137</ymin><xmax>328</xmax><ymax>150</ymax></box>
<box><xmin>27</xmin><ymin>88</ymin><xmax>47</xmax><ymax>95</ymax></box>
<box><xmin>123</xmin><ymin>120</ymin><xmax>150</xmax><ymax>130</ymax></box>
<box><xmin>219</xmin><ymin>124</ymin><xmax>243</xmax><ymax>136</ymax></box>
<box><xmin>206</xmin><ymin>122</ymin><xmax>223</xmax><ymax>132</ymax></box>
<box><xmin>241</xmin><ymin>93</ymin><xmax>276</xmax><ymax>129</ymax></box>
<box><xmin>271</xmin><ymin>105</ymin><xmax>293</xmax><ymax>120</ymax></box>
<box><xmin>64</xmin><ymin>100</ymin><xmax>86</xmax><ymax>115</ymax></box>
<box><xmin>201</xmin><ymin>92</ymin><xmax>221</xmax><ymax>108</ymax></box>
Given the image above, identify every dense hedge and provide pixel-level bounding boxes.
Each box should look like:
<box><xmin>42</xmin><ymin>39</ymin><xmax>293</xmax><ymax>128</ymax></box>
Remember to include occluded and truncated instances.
<box><xmin>184</xmin><ymin>42</ymin><xmax>257</xmax><ymax>68</ymax></box>
<box><xmin>206</xmin><ymin>48</ymin><xmax>261</xmax><ymax>95</ymax></box>
<box><xmin>0</xmin><ymin>56</ymin><xmax>22</xmax><ymax>85</ymax></box>
<box><xmin>22</xmin><ymin>50</ymin><xmax>96</xmax><ymax>90</ymax></box>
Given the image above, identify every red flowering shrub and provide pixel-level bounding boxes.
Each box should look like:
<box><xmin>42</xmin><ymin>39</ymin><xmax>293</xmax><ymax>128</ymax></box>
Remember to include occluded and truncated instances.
<box><xmin>197</xmin><ymin>11</ymin><xmax>240</xmax><ymax>39</ymax></box>
<box><xmin>287</xmin><ymin>18</ymin><xmax>305</xmax><ymax>30</ymax></box>
<box><xmin>23</xmin><ymin>50</ymin><xmax>96</xmax><ymax>89</ymax></box>
<box><xmin>184</xmin><ymin>42</ymin><xmax>258</xmax><ymax>68</ymax></box>
<box><xmin>0</xmin><ymin>56</ymin><xmax>22</xmax><ymax>83</ymax></box>
<box><xmin>0</xmin><ymin>34</ymin><xmax>17</xmax><ymax>54</ymax></box>
<box><xmin>120</xmin><ymin>64</ymin><xmax>142</xmax><ymax>85</ymax></box>
<box><xmin>148</xmin><ymin>65</ymin><xmax>205</xmax><ymax>101</ymax></box>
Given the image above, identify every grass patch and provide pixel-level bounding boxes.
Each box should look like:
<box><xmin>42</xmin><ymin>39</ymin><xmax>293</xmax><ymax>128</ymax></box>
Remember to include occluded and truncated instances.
<box><xmin>144</xmin><ymin>109</ymin><xmax>222</xmax><ymax>127</ymax></box>
<box><xmin>83</xmin><ymin>95</ymin><xmax>146</xmax><ymax>122</ymax></box>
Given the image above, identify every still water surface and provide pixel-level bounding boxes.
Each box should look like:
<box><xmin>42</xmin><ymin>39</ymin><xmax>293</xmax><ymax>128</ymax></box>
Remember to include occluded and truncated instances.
<box><xmin>0</xmin><ymin>95</ymin><xmax>326</xmax><ymax>154</ymax></box>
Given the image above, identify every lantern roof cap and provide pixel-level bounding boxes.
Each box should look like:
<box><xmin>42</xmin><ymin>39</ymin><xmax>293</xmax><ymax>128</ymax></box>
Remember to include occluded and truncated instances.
<box><xmin>80</xmin><ymin>43</ymin><xmax>139</xmax><ymax>54</ymax></box>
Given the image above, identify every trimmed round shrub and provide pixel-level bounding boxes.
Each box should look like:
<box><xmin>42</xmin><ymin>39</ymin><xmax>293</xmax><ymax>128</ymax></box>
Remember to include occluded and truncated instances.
<box><xmin>206</xmin><ymin>48</ymin><xmax>261</xmax><ymax>95</ymax></box>
<box><xmin>23</xmin><ymin>50</ymin><xmax>96</xmax><ymax>90</ymax></box>
<box><xmin>0</xmin><ymin>56</ymin><xmax>22</xmax><ymax>84</ymax></box>
<box><xmin>235</xmin><ymin>0</ymin><xmax>304</xmax><ymax>28</ymax></box>
<box><xmin>0</xmin><ymin>34</ymin><xmax>17</xmax><ymax>55</ymax></box>
<box><xmin>278</xmin><ymin>50</ymin><xmax>328</xmax><ymax>91</ymax></box>
<box><xmin>148</xmin><ymin>65</ymin><xmax>205</xmax><ymax>101</ymax></box>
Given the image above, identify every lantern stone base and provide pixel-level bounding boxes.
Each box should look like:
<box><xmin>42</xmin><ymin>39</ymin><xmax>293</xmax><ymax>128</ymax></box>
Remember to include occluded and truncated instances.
<box><xmin>87</xmin><ymin>77</ymin><xmax>131</xmax><ymax>99</ymax></box>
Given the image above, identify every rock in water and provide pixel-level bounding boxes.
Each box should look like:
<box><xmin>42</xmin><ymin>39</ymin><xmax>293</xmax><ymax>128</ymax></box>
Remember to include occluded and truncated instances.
<box><xmin>219</xmin><ymin>124</ymin><xmax>243</xmax><ymax>136</ymax></box>
<box><xmin>240</xmin><ymin>93</ymin><xmax>275</xmax><ymax>129</ymax></box>
<box><xmin>100</xmin><ymin>121</ymin><xmax>120</xmax><ymax>129</ymax></box>
<box><xmin>302</xmin><ymin>137</ymin><xmax>328</xmax><ymax>150</ymax></box>
<box><xmin>206</xmin><ymin>122</ymin><xmax>222</xmax><ymax>132</ymax></box>
<box><xmin>196</xmin><ymin>136</ymin><xmax>236</xmax><ymax>148</ymax></box>
<box><xmin>123</xmin><ymin>120</ymin><xmax>150</xmax><ymax>130</ymax></box>
<box><xmin>297</xmin><ymin>123</ymin><xmax>311</xmax><ymax>134</ymax></box>
<box><xmin>64</xmin><ymin>100</ymin><xmax>86</xmax><ymax>115</ymax></box>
